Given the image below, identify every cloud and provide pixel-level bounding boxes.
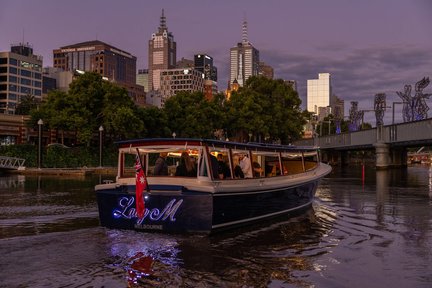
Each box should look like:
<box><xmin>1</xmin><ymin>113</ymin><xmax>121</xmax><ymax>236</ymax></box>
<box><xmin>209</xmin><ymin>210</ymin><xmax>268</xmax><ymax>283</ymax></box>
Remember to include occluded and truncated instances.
<box><xmin>258</xmin><ymin>45</ymin><xmax>432</xmax><ymax>124</ymax></box>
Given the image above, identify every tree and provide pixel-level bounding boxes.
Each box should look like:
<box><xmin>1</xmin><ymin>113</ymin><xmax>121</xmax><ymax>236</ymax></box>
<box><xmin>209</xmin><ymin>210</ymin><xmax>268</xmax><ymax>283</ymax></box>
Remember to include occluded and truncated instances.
<box><xmin>15</xmin><ymin>94</ymin><xmax>39</xmax><ymax>115</ymax></box>
<box><xmin>30</xmin><ymin>72</ymin><xmax>144</xmax><ymax>146</ymax></box>
<box><xmin>225</xmin><ymin>76</ymin><xmax>305</xmax><ymax>144</ymax></box>
<box><xmin>137</xmin><ymin>106</ymin><xmax>170</xmax><ymax>138</ymax></box>
<box><xmin>163</xmin><ymin>91</ymin><xmax>224</xmax><ymax>138</ymax></box>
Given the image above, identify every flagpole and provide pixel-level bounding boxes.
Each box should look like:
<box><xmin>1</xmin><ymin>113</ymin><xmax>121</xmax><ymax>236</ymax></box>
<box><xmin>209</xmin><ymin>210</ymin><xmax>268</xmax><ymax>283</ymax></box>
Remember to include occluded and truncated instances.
<box><xmin>136</xmin><ymin>148</ymin><xmax>150</xmax><ymax>192</ymax></box>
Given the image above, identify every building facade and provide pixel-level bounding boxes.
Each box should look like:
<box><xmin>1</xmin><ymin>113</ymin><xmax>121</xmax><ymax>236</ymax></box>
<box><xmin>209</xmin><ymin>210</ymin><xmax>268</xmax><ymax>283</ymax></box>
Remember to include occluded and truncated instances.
<box><xmin>148</xmin><ymin>9</ymin><xmax>177</xmax><ymax>91</ymax></box>
<box><xmin>53</xmin><ymin>40</ymin><xmax>137</xmax><ymax>85</ymax></box>
<box><xmin>194</xmin><ymin>54</ymin><xmax>217</xmax><ymax>82</ymax></box>
<box><xmin>159</xmin><ymin>68</ymin><xmax>205</xmax><ymax>106</ymax></box>
<box><xmin>258</xmin><ymin>61</ymin><xmax>274</xmax><ymax>79</ymax></box>
<box><xmin>136</xmin><ymin>69</ymin><xmax>149</xmax><ymax>93</ymax></box>
<box><xmin>229</xmin><ymin>19</ymin><xmax>260</xmax><ymax>87</ymax></box>
<box><xmin>53</xmin><ymin>40</ymin><xmax>145</xmax><ymax>106</ymax></box>
<box><xmin>0</xmin><ymin>43</ymin><xmax>43</xmax><ymax>114</ymax></box>
<box><xmin>307</xmin><ymin>73</ymin><xmax>332</xmax><ymax>117</ymax></box>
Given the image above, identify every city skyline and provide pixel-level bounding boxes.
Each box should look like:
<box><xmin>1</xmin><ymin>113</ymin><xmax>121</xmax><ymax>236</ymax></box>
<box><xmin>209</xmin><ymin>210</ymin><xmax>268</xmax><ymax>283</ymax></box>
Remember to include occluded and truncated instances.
<box><xmin>1</xmin><ymin>0</ymin><xmax>431</xmax><ymax>124</ymax></box>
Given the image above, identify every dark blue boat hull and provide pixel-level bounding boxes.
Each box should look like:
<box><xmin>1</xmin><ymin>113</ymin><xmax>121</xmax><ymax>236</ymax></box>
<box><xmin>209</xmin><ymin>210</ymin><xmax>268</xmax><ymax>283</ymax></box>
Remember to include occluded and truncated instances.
<box><xmin>96</xmin><ymin>180</ymin><xmax>318</xmax><ymax>234</ymax></box>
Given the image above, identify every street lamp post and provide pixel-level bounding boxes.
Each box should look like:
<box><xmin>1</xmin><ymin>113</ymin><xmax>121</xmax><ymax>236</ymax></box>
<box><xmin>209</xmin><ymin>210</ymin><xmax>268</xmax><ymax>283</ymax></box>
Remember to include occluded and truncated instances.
<box><xmin>99</xmin><ymin>125</ymin><xmax>104</xmax><ymax>167</ymax></box>
<box><xmin>37</xmin><ymin>119</ymin><xmax>43</xmax><ymax>169</ymax></box>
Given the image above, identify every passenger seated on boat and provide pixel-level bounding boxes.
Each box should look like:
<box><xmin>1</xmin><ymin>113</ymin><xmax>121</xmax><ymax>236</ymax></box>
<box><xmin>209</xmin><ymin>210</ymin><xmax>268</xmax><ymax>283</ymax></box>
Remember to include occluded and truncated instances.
<box><xmin>217</xmin><ymin>154</ymin><xmax>231</xmax><ymax>179</ymax></box>
<box><xmin>232</xmin><ymin>155</ymin><xmax>244</xmax><ymax>178</ymax></box>
<box><xmin>175</xmin><ymin>152</ymin><xmax>197</xmax><ymax>177</ymax></box>
<box><xmin>234</xmin><ymin>165</ymin><xmax>244</xmax><ymax>178</ymax></box>
<box><xmin>154</xmin><ymin>152</ymin><xmax>168</xmax><ymax>175</ymax></box>
<box><xmin>253</xmin><ymin>162</ymin><xmax>263</xmax><ymax>177</ymax></box>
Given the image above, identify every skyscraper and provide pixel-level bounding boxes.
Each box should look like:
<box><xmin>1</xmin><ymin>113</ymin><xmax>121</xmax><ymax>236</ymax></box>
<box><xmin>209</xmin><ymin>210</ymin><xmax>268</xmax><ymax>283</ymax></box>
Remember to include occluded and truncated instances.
<box><xmin>307</xmin><ymin>73</ymin><xmax>332</xmax><ymax>118</ymax></box>
<box><xmin>194</xmin><ymin>54</ymin><xmax>217</xmax><ymax>82</ymax></box>
<box><xmin>53</xmin><ymin>40</ymin><xmax>137</xmax><ymax>85</ymax></box>
<box><xmin>53</xmin><ymin>40</ymin><xmax>145</xmax><ymax>106</ymax></box>
<box><xmin>0</xmin><ymin>43</ymin><xmax>43</xmax><ymax>114</ymax></box>
<box><xmin>148</xmin><ymin>9</ymin><xmax>176</xmax><ymax>91</ymax></box>
<box><xmin>229</xmin><ymin>18</ymin><xmax>259</xmax><ymax>87</ymax></box>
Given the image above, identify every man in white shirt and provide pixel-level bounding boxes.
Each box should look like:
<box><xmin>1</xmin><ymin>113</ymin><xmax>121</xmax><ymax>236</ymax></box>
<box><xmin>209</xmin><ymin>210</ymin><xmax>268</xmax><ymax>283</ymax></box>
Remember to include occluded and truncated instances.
<box><xmin>239</xmin><ymin>153</ymin><xmax>253</xmax><ymax>178</ymax></box>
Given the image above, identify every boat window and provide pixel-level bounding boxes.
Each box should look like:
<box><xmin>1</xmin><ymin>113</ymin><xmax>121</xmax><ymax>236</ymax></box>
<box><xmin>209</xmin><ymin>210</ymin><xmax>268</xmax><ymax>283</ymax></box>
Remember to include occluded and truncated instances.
<box><xmin>250</xmin><ymin>152</ymin><xmax>264</xmax><ymax>177</ymax></box>
<box><xmin>146</xmin><ymin>149</ymin><xmax>199</xmax><ymax>177</ymax></box>
<box><xmin>121</xmin><ymin>152</ymin><xmax>137</xmax><ymax>178</ymax></box>
<box><xmin>231</xmin><ymin>149</ymin><xmax>250</xmax><ymax>179</ymax></box>
<box><xmin>208</xmin><ymin>148</ymin><xmax>232</xmax><ymax>179</ymax></box>
<box><xmin>303</xmin><ymin>150</ymin><xmax>319</xmax><ymax>171</ymax></box>
<box><xmin>249</xmin><ymin>151</ymin><xmax>281</xmax><ymax>177</ymax></box>
<box><xmin>281</xmin><ymin>152</ymin><xmax>305</xmax><ymax>175</ymax></box>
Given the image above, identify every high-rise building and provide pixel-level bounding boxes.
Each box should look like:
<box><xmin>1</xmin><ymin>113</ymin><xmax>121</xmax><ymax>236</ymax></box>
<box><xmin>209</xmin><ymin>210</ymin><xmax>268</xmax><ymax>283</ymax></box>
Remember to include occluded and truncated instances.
<box><xmin>53</xmin><ymin>40</ymin><xmax>145</xmax><ymax>106</ymax></box>
<box><xmin>307</xmin><ymin>73</ymin><xmax>332</xmax><ymax>118</ymax></box>
<box><xmin>0</xmin><ymin>43</ymin><xmax>43</xmax><ymax>114</ymax></box>
<box><xmin>258</xmin><ymin>62</ymin><xmax>273</xmax><ymax>79</ymax></box>
<box><xmin>176</xmin><ymin>57</ymin><xmax>194</xmax><ymax>69</ymax></box>
<box><xmin>229</xmin><ymin>18</ymin><xmax>260</xmax><ymax>87</ymax></box>
<box><xmin>53</xmin><ymin>40</ymin><xmax>137</xmax><ymax>84</ymax></box>
<box><xmin>136</xmin><ymin>69</ymin><xmax>149</xmax><ymax>93</ymax></box>
<box><xmin>194</xmin><ymin>54</ymin><xmax>217</xmax><ymax>82</ymax></box>
<box><xmin>148</xmin><ymin>9</ymin><xmax>176</xmax><ymax>91</ymax></box>
<box><xmin>331</xmin><ymin>94</ymin><xmax>345</xmax><ymax>119</ymax></box>
<box><xmin>159</xmin><ymin>68</ymin><xmax>205</xmax><ymax>106</ymax></box>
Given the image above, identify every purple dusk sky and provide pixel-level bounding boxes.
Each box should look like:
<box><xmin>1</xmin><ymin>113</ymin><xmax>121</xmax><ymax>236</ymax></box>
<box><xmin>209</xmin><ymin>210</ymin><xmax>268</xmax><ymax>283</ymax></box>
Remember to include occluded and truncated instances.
<box><xmin>1</xmin><ymin>0</ymin><xmax>431</xmax><ymax>124</ymax></box>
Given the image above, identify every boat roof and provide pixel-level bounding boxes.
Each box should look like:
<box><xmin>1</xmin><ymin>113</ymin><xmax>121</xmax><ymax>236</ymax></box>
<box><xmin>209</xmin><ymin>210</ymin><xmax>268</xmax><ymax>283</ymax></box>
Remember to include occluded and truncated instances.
<box><xmin>116</xmin><ymin>138</ymin><xmax>318</xmax><ymax>152</ymax></box>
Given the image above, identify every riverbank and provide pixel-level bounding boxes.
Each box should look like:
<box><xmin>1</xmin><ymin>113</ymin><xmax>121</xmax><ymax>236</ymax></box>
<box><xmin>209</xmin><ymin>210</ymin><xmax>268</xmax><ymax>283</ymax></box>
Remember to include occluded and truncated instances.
<box><xmin>9</xmin><ymin>167</ymin><xmax>117</xmax><ymax>176</ymax></box>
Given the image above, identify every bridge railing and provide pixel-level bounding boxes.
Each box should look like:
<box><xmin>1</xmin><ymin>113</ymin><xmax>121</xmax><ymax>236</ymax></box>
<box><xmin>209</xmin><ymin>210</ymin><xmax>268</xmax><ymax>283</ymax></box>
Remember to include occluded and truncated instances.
<box><xmin>294</xmin><ymin>118</ymin><xmax>432</xmax><ymax>149</ymax></box>
<box><xmin>0</xmin><ymin>156</ymin><xmax>26</xmax><ymax>170</ymax></box>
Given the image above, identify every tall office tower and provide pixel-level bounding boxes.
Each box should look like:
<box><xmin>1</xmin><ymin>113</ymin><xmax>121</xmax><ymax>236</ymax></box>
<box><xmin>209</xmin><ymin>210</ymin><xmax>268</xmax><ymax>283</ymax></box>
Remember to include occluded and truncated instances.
<box><xmin>307</xmin><ymin>73</ymin><xmax>332</xmax><ymax>119</ymax></box>
<box><xmin>53</xmin><ymin>40</ymin><xmax>145</xmax><ymax>106</ymax></box>
<box><xmin>53</xmin><ymin>40</ymin><xmax>137</xmax><ymax>84</ymax></box>
<box><xmin>229</xmin><ymin>18</ymin><xmax>259</xmax><ymax>86</ymax></box>
<box><xmin>136</xmin><ymin>69</ymin><xmax>149</xmax><ymax>93</ymax></box>
<box><xmin>330</xmin><ymin>95</ymin><xmax>345</xmax><ymax>119</ymax></box>
<box><xmin>194</xmin><ymin>54</ymin><xmax>217</xmax><ymax>82</ymax></box>
<box><xmin>148</xmin><ymin>9</ymin><xmax>177</xmax><ymax>91</ymax></box>
<box><xmin>159</xmin><ymin>68</ymin><xmax>205</xmax><ymax>106</ymax></box>
<box><xmin>258</xmin><ymin>61</ymin><xmax>273</xmax><ymax>79</ymax></box>
<box><xmin>0</xmin><ymin>43</ymin><xmax>43</xmax><ymax>114</ymax></box>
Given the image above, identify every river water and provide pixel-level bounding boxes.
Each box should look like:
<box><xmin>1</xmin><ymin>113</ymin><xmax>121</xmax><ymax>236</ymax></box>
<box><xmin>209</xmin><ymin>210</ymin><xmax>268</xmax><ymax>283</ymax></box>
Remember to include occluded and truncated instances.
<box><xmin>0</xmin><ymin>165</ymin><xmax>431</xmax><ymax>288</ymax></box>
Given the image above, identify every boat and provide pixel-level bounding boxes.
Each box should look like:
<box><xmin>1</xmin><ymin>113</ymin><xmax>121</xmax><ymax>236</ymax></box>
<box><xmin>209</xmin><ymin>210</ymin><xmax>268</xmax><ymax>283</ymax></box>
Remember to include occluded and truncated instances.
<box><xmin>95</xmin><ymin>138</ymin><xmax>332</xmax><ymax>234</ymax></box>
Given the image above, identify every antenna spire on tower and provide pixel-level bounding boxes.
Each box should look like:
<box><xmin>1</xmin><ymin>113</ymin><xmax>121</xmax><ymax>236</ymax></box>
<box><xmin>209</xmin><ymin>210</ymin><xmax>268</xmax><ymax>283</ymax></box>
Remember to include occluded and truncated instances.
<box><xmin>242</xmin><ymin>15</ymin><xmax>248</xmax><ymax>44</ymax></box>
<box><xmin>160</xmin><ymin>9</ymin><xmax>166</xmax><ymax>29</ymax></box>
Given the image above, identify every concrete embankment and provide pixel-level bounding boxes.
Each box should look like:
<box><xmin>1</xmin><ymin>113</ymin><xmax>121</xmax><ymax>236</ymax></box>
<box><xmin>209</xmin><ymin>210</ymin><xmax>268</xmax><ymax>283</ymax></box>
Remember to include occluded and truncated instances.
<box><xmin>9</xmin><ymin>167</ymin><xmax>117</xmax><ymax>176</ymax></box>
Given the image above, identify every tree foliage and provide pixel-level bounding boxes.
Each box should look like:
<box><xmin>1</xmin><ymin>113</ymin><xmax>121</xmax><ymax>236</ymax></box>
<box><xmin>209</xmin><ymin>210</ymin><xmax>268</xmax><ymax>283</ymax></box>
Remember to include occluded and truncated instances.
<box><xmin>30</xmin><ymin>72</ymin><xmax>144</xmax><ymax>146</ymax></box>
<box><xmin>225</xmin><ymin>76</ymin><xmax>305</xmax><ymax>143</ymax></box>
<box><xmin>164</xmin><ymin>91</ymin><xmax>224</xmax><ymax>138</ymax></box>
<box><xmin>28</xmin><ymin>73</ymin><xmax>308</xmax><ymax>147</ymax></box>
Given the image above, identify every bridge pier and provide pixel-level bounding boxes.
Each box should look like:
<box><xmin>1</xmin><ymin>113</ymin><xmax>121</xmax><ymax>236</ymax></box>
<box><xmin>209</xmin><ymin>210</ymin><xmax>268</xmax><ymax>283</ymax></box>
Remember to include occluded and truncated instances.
<box><xmin>374</xmin><ymin>142</ymin><xmax>390</xmax><ymax>169</ymax></box>
<box><xmin>389</xmin><ymin>147</ymin><xmax>408</xmax><ymax>167</ymax></box>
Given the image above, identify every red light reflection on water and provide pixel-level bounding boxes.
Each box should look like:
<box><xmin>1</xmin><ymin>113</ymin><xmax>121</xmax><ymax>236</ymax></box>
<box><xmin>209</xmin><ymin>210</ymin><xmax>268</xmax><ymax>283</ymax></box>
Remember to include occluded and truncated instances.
<box><xmin>125</xmin><ymin>252</ymin><xmax>154</xmax><ymax>286</ymax></box>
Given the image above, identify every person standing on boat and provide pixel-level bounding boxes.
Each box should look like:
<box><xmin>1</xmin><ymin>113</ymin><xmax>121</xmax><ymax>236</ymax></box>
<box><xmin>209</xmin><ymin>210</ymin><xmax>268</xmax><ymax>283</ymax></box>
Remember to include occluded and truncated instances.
<box><xmin>154</xmin><ymin>152</ymin><xmax>168</xmax><ymax>175</ymax></box>
<box><xmin>239</xmin><ymin>153</ymin><xmax>253</xmax><ymax>178</ymax></box>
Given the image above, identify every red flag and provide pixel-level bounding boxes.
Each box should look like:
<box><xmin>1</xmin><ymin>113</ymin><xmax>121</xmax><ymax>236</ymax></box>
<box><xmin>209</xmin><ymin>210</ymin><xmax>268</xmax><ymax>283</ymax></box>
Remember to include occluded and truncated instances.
<box><xmin>135</xmin><ymin>151</ymin><xmax>147</xmax><ymax>218</ymax></box>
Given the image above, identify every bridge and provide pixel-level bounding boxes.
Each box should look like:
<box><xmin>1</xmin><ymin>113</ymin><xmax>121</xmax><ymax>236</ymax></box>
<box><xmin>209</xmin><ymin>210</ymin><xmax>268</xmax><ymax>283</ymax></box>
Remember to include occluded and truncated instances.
<box><xmin>0</xmin><ymin>156</ymin><xmax>26</xmax><ymax>171</ymax></box>
<box><xmin>293</xmin><ymin>118</ymin><xmax>432</xmax><ymax>169</ymax></box>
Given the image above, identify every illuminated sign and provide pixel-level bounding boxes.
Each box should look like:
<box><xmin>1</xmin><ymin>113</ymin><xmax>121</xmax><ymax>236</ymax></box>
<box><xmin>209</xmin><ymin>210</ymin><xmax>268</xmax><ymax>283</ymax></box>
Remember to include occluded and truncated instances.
<box><xmin>60</xmin><ymin>46</ymin><xmax>96</xmax><ymax>53</ymax></box>
<box><xmin>112</xmin><ymin>197</ymin><xmax>183</xmax><ymax>224</ymax></box>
